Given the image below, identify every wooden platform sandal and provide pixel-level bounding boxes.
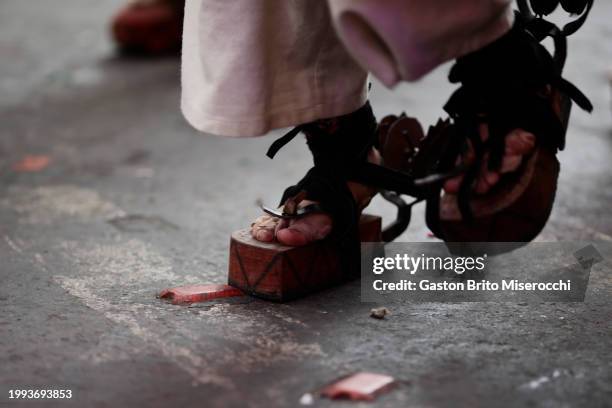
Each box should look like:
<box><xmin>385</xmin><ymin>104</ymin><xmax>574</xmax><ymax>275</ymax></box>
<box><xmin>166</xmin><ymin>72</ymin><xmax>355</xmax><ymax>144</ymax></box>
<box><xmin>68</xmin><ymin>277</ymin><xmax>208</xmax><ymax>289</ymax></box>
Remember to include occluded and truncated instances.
<box><xmin>112</xmin><ymin>0</ymin><xmax>184</xmax><ymax>55</ymax></box>
<box><xmin>377</xmin><ymin>2</ymin><xmax>594</xmax><ymax>253</ymax></box>
<box><xmin>228</xmin><ymin>102</ymin><xmax>425</xmax><ymax>301</ymax></box>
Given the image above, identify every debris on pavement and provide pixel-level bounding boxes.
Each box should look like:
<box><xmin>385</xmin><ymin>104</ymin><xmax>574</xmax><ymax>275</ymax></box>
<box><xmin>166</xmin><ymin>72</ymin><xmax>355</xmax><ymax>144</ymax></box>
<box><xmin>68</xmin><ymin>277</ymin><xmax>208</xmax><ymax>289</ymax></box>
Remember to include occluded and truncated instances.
<box><xmin>520</xmin><ymin>374</ymin><xmax>551</xmax><ymax>390</ymax></box>
<box><xmin>299</xmin><ymin>393</ymin><xmax>314</xmax><ymax>405</ymax></box>
<box><xmin>159</xmin><ymin>284</ymin><xmax>244</xmax><ymax>305</ymax></box>
<box><xmin>519</xmin><ymin>369</ymin><xmax>569</xmax><ymax>390</ymax></box>
<box><xmin>370</xmin><ymin>307</ymin><xmax>390</xmax><ymax>319</ymax></box>
<box><xmin>320</xmin><ymin>372</ymin><xmax>397</xmax><ymax>401</ymax></box>
<box><xmin>12</xmin><ymin>155</ymin><xmax>51</xmax><ymax>172</ymax></box>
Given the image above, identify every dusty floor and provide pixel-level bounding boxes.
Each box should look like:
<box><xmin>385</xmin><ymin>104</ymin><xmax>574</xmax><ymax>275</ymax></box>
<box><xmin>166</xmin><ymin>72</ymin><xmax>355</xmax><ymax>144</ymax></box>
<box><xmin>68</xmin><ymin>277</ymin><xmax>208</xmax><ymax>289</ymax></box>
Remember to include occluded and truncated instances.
<box><xmin>1</xmin><ymin>1</ymin><xmax>611</xmax><ymax>407</ymax></box>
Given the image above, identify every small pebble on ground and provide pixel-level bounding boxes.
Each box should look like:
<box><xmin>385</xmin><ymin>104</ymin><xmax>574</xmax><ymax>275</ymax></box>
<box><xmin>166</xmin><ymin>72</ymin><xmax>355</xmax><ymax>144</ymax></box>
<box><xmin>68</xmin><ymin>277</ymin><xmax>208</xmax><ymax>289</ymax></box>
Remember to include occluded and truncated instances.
<box><xmin>370</xmin><ymin>307</ymin><xmax>390</xmax><ymax>319</ymax></box>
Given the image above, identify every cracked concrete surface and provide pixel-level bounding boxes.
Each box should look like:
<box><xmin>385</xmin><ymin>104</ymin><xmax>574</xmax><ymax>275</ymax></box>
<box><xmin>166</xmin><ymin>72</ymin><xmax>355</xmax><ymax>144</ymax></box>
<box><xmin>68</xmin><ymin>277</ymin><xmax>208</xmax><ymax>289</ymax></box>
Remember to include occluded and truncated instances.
<box><xmin>1</xmin><ymin>0</ymin><xmax>611</xmax><ymax>407</ymax></box>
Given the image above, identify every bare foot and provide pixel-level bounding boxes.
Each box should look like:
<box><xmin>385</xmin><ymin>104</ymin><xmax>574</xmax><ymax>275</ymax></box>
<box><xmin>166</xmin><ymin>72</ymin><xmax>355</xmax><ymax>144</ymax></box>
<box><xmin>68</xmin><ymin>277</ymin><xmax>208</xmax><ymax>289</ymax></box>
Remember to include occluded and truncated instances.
<box><xmin>250</xmin><ymin>148</ymin><xmax>380</xmax><ymax>246</ymax></box>
<box><xmin>443</xmin><ymin>126</ymin><xmax>536</xmax><ymax>194</ymax></box>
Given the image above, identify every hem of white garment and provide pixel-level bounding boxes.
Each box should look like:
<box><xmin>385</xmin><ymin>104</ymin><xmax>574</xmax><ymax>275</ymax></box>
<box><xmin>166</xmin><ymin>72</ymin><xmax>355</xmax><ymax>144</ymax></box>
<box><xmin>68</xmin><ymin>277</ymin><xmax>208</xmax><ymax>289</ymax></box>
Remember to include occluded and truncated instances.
<box><xmin>181</xmin><ymin>89</ymin><xmax>368</xmax><ymax>138</ymax></box>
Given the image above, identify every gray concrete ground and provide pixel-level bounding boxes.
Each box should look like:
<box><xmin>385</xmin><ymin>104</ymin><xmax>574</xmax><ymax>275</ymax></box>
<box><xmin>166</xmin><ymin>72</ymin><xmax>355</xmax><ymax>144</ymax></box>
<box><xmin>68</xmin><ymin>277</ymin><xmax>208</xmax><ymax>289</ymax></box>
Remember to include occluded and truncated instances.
<box><xmin>1</xmin><ymin>1</ymin><xmax>612</xmax><ymax>407</ymax></box>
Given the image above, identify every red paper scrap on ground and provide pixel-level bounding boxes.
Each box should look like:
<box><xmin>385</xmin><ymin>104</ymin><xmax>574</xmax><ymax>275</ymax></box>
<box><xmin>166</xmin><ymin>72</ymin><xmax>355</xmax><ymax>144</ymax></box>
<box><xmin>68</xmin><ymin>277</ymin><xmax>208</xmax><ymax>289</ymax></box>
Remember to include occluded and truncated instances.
<box><xmin>12</xmin><ymin>155</ymin><xmax>51</xmax><ymax>172</ymax></box>
<box><xmin>320</xmin><ymin>372</ymin><xmax>396</xmax><ymax>401</ymax></box>
<box><xmin>159</xmin><ymin>284</ymin><xmax>244</xmax><ymax>304</ymax></box>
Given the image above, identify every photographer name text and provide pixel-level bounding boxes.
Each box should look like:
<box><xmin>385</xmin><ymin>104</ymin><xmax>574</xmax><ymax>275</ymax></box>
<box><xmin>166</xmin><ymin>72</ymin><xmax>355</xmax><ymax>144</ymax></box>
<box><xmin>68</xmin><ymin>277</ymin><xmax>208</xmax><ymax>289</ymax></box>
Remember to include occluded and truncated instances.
<box><xmin>373</xmin><ymin>279</ymin><xmax>572</xmax><ymax>292</ymax></box>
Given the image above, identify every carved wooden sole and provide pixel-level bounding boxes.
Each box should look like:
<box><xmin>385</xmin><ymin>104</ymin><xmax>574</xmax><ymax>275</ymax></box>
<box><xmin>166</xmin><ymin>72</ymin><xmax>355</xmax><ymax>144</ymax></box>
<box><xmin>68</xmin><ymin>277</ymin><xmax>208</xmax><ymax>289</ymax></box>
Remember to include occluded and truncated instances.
<box><xmin>228</xmin><ymin>214</ymin><xmax>381</xmax><ymax>301</ymax></box>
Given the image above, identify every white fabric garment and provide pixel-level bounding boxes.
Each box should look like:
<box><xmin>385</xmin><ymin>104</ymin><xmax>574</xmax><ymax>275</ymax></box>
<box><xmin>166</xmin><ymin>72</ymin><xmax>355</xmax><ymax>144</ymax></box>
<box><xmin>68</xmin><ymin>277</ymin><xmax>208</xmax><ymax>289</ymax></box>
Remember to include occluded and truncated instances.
<box><xmin>181</xmin><ymin>0</ymin><xmax>513</xmax><ymax>137</ymax></box>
